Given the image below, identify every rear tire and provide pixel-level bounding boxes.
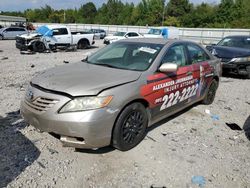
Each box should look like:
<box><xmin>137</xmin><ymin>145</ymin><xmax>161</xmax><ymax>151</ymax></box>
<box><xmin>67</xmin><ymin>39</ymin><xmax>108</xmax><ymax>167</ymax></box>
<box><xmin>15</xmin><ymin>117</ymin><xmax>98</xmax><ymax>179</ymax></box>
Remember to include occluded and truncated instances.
<box><xmin>77</xmin><ymin>40</ymin><xmax>88</xmax><ymax>49</ymax></box>
<box><xmin>32</xmin><ymin>41</ymin><xmax>46</xmax><ymax>52</ymax></box>
<box><xmin>112</xmin><ymin>103</ymin><xmax>148</xmax><ymax>151</ymax></box>
<box><xmin>202</xmin><ymin>80</ymin><xmax>218</xmax><ymax>105</ymax></box>
<box><xmin>246</xmin><ymin>66</ymin><xmax>250</xmax><ymax>79</ymax></box>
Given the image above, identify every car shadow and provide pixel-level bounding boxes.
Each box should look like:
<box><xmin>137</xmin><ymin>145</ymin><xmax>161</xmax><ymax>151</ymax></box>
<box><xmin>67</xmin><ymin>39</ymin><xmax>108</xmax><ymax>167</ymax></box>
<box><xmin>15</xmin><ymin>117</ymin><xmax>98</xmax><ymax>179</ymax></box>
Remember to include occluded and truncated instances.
<box><xmin>243</xmin><ymin>115</ymin><xmax>250</xmax><ymax>141</ymax></box>
<box><xmin>0</xmin><ymin>110</ymin><xmax>40</xmax><ymax>187</ymax></box>
<box><xmin>75</xmin><ymin>146</ymin><xmax>115</xmax><ymax>154</ymax></box>
<box><xmin>222</xmin><ymin>72</ymin><xmax>248</xmax><ymax>79</ymax></box>
<box><xmin>147</xmin><ymin>104</ymin><xmax>198</xmax><ymax>133</ymax></box>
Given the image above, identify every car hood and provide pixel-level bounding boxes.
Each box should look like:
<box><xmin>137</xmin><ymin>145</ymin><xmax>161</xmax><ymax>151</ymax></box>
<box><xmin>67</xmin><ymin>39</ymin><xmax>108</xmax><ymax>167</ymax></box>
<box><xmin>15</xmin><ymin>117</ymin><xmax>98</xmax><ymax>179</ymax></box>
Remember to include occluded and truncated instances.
<box><xmin>211</xmin><ymin>46</ymin><xmax>250</xmax><ymax>59</ymax></box>
<box><xmin>104</xmin><ymin>36</ymin><xmax>124</xmax><ymax>40</ymax></box>
<box><xmin>31</xmin><ymin>62</ymin><xmax>141</xmax><ymax>96</ymax></box>
<box><xmin>18</xmin><ymin>32</ymin><xmax>41</xmax><ymax>39</ymax></box>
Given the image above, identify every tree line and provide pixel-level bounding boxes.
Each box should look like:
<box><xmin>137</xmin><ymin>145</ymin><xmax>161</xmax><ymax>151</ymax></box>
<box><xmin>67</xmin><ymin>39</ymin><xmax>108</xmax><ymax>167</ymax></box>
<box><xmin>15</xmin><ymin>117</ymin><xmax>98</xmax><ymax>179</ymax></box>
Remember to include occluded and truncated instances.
<box><xmin>2</xmin><ymin>0</ymin><xmax>250</xmax><ymax>28</ymax></box>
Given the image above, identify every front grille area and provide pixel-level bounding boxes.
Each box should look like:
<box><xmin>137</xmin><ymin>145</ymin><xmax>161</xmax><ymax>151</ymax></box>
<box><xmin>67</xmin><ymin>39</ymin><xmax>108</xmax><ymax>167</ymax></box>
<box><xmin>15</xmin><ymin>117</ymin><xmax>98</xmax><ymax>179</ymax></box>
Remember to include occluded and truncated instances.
<box><xmin>25</xmin><ymin>97</ymin><xmax>59</xmax><ymax>112</ymax></box>
<box><xmin>221</xmin><ymin>58</ymin><xmax>232</xmax><ymax>63</ymax></box>
<box><xmin>16</xmin><ymin>37</ymin><xmax>26</xmax><ymax>45</ymax></box>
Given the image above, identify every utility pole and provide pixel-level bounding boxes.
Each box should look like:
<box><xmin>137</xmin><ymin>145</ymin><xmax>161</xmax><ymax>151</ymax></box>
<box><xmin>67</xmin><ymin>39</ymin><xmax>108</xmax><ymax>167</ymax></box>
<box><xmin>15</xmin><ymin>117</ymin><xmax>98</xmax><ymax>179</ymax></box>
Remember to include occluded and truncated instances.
<box><xmin>162</xmin><ymin>0</ymin><xmax>166</xmax><ymax>26</ymax></box>
<box><xmin>64</xmin><ymin>10</ymin><xmax>66</xmax><ymax>23</ymax></box>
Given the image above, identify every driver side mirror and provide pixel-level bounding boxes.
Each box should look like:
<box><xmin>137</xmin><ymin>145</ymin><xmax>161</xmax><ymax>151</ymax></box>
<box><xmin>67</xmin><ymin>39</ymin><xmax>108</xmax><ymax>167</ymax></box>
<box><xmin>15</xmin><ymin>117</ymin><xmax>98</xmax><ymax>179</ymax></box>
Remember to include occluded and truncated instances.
<box><xmin>159</xmin><ymin>63</ymin><xmax>178</xmax><ymax>73</ymax></box>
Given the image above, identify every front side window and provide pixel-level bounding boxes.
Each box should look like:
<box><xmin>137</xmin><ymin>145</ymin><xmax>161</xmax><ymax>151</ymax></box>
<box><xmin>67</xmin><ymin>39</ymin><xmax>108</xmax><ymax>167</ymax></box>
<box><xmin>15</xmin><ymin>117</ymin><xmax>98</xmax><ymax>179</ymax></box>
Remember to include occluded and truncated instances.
<box><xmin>162</xmin><ymin>45</ymin><xmax>188</xmax><ymax>67</ymax></box>
<box><xmin>113</xmin><ymin>32</ymin><xmax>126</xmax><ymax>37</ymax></box>
<box><xmin>5</xmin><ymin>28</ymin><xmax>14</xmax><ymax>32</ymax></box>
<box><xmin>187</xmin><ymin>44</ymin><xmax>210</xmax><ymax>64</ymax></box>
<box><xmin>87</xmin><ymin>42</ymin><xmax>163</xmax><ymax>71</ymax></box>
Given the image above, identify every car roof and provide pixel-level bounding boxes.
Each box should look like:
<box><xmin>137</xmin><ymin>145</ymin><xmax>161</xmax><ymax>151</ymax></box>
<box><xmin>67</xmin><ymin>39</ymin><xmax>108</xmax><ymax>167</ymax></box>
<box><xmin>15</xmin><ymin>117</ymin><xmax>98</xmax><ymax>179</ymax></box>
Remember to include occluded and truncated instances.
<box><xmin>118</xmin><ymin>38</ymin><xmax>187</xmax><ymax>45</ymax></box>
<box><xmin>46</xmin><ymin>25</ymin><xmax>67</xmax><ymax>29</ymax></box>
<box><xmin>224</xmin><ymin>35</ymin><xmax>250</xmax><ymax>38</ymax></box>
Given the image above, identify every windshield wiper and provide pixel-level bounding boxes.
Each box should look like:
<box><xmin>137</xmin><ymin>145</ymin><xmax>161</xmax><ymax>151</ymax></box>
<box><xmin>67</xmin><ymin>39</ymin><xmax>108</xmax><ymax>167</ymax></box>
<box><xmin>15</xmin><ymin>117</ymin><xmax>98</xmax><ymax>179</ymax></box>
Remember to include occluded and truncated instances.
<box><xmin>94</xmin><ymin>63</ymin><xmax>118</xmax><ymax>69</ymax></box>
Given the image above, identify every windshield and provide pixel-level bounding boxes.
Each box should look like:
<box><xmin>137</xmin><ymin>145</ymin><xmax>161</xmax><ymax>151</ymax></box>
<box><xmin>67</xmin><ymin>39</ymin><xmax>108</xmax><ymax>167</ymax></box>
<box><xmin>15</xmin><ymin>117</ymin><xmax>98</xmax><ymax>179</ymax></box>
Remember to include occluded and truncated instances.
<box><xmin>217</xmin><ymin>37</ymin><xmax>250</xmax><ymax>49</ymax></box>
<box><xmin>113</xmin><ymin>32</ymin><xmax>126</xmax><ymax>36</ymax></box>
<box><xmin>148</xmin><ymin>29</ymin><xmax>162</xmax><ymax>35</ymax></box>
<box><xmin>87</xmin><ymin>42</ymin><xmax>163</xmax><ymax>71</ymax></box>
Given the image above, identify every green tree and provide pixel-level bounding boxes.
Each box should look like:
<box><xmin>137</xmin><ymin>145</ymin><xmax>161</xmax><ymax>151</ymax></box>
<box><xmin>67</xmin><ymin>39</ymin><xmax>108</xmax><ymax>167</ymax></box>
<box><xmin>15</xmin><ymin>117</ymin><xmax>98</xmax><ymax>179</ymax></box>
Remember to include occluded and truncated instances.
<box><xmin>131</xmin><ymin>0</ymin><xmax>165</xmax><ymax>26</ymax></box>
<box><xmin>181</xmin><ymin>3</ymin><xmax>216</xmax><ymax>27</ymax></box>
<box><xmin>166</xmin><ymin>0</ymin><xmax>192</xmax><ymax>17</ymax></box>
<box><xmin>78</xmin><ymin>2</ymin><xmax>97</xmax><ymax>23</ymax></box>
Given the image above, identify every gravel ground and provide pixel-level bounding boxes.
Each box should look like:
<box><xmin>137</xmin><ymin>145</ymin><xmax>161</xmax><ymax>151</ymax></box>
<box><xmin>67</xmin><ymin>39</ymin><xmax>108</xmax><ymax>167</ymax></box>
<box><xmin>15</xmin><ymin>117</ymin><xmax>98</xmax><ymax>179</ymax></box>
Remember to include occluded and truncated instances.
<box><xmin>0</xmin><ymin>40</ymin><xmax>250</xmax><ymax>188</ymax></box>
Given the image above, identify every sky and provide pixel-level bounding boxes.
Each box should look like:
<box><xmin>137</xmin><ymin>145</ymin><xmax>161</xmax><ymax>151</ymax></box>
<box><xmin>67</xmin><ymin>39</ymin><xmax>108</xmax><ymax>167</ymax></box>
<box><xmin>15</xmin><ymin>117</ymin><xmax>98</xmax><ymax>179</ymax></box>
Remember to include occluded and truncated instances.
<box><xmin>0</xmin><ymin>0</ymin><xmax>220</xmax><ymax>12</ymax></box>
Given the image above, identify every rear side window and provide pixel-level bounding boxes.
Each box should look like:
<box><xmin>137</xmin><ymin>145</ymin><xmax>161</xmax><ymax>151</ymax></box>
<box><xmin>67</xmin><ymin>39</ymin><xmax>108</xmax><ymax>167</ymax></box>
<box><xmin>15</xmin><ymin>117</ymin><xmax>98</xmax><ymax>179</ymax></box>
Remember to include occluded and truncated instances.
<box><xmin>5</xmin><ymin>28</ymin><xmax>15</xmax><ymax>32</ymax></box>
<box><xmin>128</xmin><ymin>32</ymin><xmax>139</xmax><ymax>37</ymax></box>
<box><xmin>17</xmin><ymin>28</ymin><xmax>25</xmax><ymax>31</ymax></box>
<box><xmin>53</xmin><ymin>28</ymin><xmax>68</xmax><ymax>35</ymax></box>
<box><xmin>187</xmin><ymin>44</ymin><xmax>210</xmax><ymax>64</ymax></box>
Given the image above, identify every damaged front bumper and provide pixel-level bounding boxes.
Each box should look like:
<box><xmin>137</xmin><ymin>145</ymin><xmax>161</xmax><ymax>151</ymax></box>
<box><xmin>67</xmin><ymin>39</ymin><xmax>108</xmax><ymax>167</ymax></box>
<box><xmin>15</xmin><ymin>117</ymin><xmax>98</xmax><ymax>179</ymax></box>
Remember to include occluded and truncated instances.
<box><xmin>20</xmin><ymin>86</ymin><xmax>119</xmax><ymax>149</ymax></box>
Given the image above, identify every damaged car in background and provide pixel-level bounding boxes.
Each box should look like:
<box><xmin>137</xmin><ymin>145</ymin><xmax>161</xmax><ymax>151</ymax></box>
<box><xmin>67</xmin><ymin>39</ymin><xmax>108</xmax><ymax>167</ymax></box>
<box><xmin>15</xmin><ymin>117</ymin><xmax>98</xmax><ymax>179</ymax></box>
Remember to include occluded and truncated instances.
<box><xmin>206</xmin><ymin>35</ymin><xmax>250</xmax><ymax>78</ymax></box>
<box><xmin>16</xmin><ymin>25</ymin><xmax>95</xmax><ymax>52</ymax></box>
<box><xmin>21</xmin><ymin>38</ymin><xmax>221</xmax><ymax>151</ymax></box>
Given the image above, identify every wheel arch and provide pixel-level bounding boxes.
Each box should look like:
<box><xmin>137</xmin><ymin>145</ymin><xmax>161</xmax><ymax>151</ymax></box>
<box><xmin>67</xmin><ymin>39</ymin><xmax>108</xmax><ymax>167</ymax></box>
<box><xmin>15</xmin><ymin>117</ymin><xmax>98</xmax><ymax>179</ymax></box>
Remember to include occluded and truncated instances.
<box><xmin>213</xmin><ymin>75</ymin><xmax>219</xmax><ymax>88</ymax></box>
<box><xmin>77</xmin><ymin>38</ymin><xmax>90</xmax><ymax>46</ymax></box>
<box><xmin>110</xmin><ymin>98</ymin><xmax>150</xmax><ymax>144</ymax></box>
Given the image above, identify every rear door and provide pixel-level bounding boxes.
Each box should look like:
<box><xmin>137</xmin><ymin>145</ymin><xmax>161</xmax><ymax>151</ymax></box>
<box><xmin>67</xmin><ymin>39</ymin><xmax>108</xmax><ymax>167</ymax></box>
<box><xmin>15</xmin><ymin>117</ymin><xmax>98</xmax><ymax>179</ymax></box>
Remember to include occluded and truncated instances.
<box><xmin>141</xmin><ymin>43</ymin><xmax>197</xmax><ymax>119</ymax></box>
<box><xmin>186</xmin><ymin>43</ymin><xmax>214</xmax><ymax>99</ymax></box>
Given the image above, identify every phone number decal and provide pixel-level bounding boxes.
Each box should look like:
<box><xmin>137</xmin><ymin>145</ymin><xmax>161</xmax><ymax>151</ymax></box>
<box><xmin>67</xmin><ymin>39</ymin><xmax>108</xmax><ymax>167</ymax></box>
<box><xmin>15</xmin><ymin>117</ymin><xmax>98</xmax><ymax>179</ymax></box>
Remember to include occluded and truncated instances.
<box><xmin>155</xmin><ymin>84</ymin><xmax>199</xmax><ymax>111</ymax></box>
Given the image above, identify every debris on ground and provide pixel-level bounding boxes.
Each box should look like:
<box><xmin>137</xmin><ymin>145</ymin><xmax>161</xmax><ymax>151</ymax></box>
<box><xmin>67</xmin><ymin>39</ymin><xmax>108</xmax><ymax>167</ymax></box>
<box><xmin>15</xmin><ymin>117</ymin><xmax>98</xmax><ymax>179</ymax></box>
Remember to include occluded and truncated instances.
<box><xmin>31</xmin><ymin>64</ymin><xmax>35</xmax><ymax>68</ymax></box>
<box><xmin>205</xmin><ymin>109</ymin><xmax>220</xmax><ymax>120</ymax></box>
<box><xmin>47</xmin><ymin>147</ymin><xmax>59</xmax><ymax>155</ymax></box>
<box><xmin>63</xmin><ymin>60</ymin><xmax>69</xmax><ymax>64</ymax></box>
<box><xmin>191</xmin><ymin>176</ymin><xmax>206</xmax><ymax>187</ymax></box>
<box><xmin>226</xmin><ymin>123</ymin><xmax>243</xmax><ymax>131</ymax></box>
<box><xmin>224</xmin><ymin>106</ymin><xmax>232</xmax><ymax>111</ymax></box>
<box><xmin>161</xmin><ymin>131</ymin><xmax>168</xmax><ymax>136</ymax></box>
<box><xmin>1</xmin><ymin>56</ymin><xmax>8</xmax><ymax>60</ymax></box>
<box><xmin>146</xmin><ymin>135</ymin><xmax>156</xmax><ymax>142</ymax></box>
<box><xmin>20</xmin><ymin>51</ymin><xmax>36</xmax><ymax>55</ymax></box>
<box><xmin>190</xmin><ymin>128</ymin><xmax>197</xmax><ymax>133</ymax></box>
<box><xmin>211</xmin><ymin>114</ymin><xmax>220</xmax><ymax>121</ymax></box>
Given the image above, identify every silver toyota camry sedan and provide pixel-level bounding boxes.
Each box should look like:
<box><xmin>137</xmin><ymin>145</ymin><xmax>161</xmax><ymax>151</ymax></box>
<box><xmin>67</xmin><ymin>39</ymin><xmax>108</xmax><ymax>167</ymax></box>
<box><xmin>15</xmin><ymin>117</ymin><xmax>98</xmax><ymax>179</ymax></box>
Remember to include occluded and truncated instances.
<box><xmin>21</xmin><ymin>38</ymin><xmax>221</xmax><ymax>151</ymax></box>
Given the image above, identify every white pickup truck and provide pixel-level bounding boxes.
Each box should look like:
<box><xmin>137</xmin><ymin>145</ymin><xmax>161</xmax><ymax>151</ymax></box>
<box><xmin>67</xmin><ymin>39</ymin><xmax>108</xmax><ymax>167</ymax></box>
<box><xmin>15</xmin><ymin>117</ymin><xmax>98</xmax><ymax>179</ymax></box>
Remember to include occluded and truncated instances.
<box><xmin>16</xmin><ymin>25</ymin><xmax>95</xmax><ymax>52</ymax></box>
<box><xmin>143</xmin><ymin>27</ymin><xmax>179</xmax><ymax>39</ymax></box>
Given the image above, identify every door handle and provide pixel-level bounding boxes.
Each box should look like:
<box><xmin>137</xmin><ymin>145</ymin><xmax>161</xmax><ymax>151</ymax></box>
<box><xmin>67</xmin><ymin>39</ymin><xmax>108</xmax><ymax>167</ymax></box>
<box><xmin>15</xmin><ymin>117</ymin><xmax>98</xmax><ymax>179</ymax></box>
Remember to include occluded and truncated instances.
<box><xmin>186</xmin><ymin>71</ymin><xmax>192</xmax><ymax>76</ymax></box>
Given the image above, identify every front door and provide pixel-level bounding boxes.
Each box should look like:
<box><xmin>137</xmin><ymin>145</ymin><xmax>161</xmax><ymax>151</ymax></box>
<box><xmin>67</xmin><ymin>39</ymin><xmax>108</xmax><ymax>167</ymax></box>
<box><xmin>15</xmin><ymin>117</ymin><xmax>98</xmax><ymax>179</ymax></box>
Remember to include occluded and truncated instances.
<box><xmin>51</xmin><ymin>28</ymin><xmax>71</xmax><ymax>45</ymax></box>
<box><xmin>140</xmin><ymin>44</ymin><xmax>199</xmax><ymax>120</ymax></box>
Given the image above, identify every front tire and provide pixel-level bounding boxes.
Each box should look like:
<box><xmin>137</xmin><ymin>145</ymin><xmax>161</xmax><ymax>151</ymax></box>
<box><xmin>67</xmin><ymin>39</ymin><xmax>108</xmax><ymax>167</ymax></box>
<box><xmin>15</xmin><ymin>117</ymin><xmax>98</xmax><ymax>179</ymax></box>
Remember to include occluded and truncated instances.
<box><xmin>246</xmin><ymin>66</ymin><xmax>250</xmax><ymax>79</ymax></box>
<box><xmin>202</xmin><ymin>80</ymin><xmax>218</xmax><ymax>105</ymax></box>
<box><xmin>112</xmin><ymin>103</ymin><xmax>148</xmax><ymax>151</ymax></box>
<box><xmin>32</xmin><ymin>41</ymin><xmax>46</xmax><ymax>52</ymax></box>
